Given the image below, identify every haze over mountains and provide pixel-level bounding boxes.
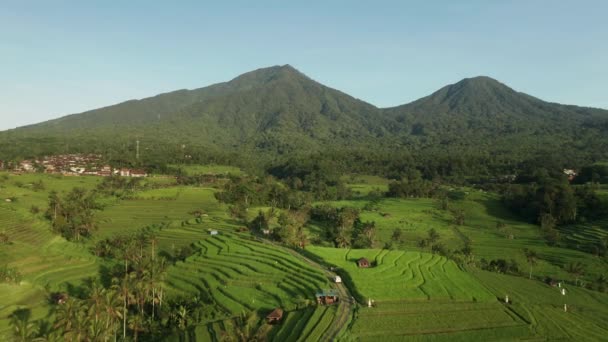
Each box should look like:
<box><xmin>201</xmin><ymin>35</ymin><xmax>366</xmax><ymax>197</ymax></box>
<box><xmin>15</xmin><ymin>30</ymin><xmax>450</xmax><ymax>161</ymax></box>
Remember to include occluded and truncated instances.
<box><xmin>2</xmin><ymin>65</ymin><xmax>608</xmax><ymax>163</ymax></box>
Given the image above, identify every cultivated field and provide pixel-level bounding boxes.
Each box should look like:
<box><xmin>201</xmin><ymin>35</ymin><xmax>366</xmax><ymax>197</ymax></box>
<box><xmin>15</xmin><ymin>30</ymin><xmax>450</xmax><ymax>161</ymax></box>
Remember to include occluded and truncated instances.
<box><xmin>307</xmin><ymin>246</ymin><xmax>529</xmax><ymax>340</ymax></box>
<box><xmin>307</xmin><ymin>247</ymin><xmax>493</xmax><ymax>302</ymax></box>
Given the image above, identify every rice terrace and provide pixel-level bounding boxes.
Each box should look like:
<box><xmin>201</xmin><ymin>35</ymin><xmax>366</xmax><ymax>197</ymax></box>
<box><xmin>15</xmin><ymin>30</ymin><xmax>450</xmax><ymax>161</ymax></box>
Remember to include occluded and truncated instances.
<box><xmin>2</xmin><ymin>2</ymin><xmax>608</xmax><ymax>340</ymax></box>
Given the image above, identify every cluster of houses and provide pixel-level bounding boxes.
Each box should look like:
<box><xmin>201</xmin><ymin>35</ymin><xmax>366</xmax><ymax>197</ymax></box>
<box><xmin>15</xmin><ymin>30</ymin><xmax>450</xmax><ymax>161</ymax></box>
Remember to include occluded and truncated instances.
<box><xmin>0</xmin><ymin>154</ymin><xmax>147</xmax><ymax>178</ymax></box>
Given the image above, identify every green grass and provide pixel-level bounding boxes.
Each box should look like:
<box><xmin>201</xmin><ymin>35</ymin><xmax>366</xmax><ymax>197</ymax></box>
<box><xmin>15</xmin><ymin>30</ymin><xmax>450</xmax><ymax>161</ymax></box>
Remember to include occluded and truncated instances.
<box><xmin>314</xmin><ymin>191</ymin><xmax>608</xmax><ymax>284</ymax></box>
<box><xmin>307</xmin><ymin>246</ymin><xmax>529</xmax><ymax>340</ymax></box>
<box><xmin>2</xmin><ymin>172</ymin><xmax>608</xmax><ymax>341</ymax></box>
<box><xmin>342</xmin><ymin>174</ymin><xmax>390</xmax><ymax>196</ymax></box>
<box><xmin>307</xmin><ymin>247</ymin><xmax>494</xmax><ymax>302</ymax></box>
<box><xmin>0</xmin><ymin>173</ymin><xmax>100</xmax><ymax>339</ymax></box>
<box><xmin>472</xmin><ymin>269</ymin><xmax>608</xmax><ymax>341</ymax></box>
<box><xmin>167</xmin><ymin>164</ymin><xmax>243</xmax><ymax>176</ymax></box>
<box><xmin>166</xmin><ymin>232</ymin><xmax>332</xmax><ymax>316</ymax></box>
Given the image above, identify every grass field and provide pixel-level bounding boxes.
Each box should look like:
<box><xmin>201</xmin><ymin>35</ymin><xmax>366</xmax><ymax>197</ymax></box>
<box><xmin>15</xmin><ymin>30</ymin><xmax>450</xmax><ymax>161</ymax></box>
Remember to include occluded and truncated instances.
<box><xmin>314</xmin><ymin>190</ymin><xmax>608</xmax><ymax>285</ymax></box>
<box><xmin>472</xmin><ymin>269</ymin><xmax>608</xmax><ymax>341</ymax></box>
<box><xmin>168</xmin><ymin>164</ymin><xmax>243</xmax><ymax>176</ymax></box>
<box><xmin>0</xmin><ymin>173</ymin><xmax>100</xmax><ymax>339</ymax></box>
<box><xmin>307</xmin><ymin>246</ymin><xmax>531</xmax><ymax>340</ymax></box>
<box><xmin>307</xmin><ymin>247</ymin><xmax>493</xmax><ymax>302</ymax></box>
<box><xmin>2</xmin><ymin>171</ymin><xmax>608</xmax><ymax>341</ymax></box>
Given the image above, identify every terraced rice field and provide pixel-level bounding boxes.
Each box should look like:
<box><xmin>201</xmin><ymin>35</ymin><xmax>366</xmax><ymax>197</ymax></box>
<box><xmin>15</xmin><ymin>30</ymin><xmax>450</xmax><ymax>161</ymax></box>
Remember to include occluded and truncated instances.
<box><xmin>351</xmin><ymin>301</ymin><xmax>530</xmax><ymax>341</ymax></box>
<box><xmin>307</xmin><ymin>247</ymin><xmax>532</xmax><ymax>340</ymax></box>
<box><xmin>316</xmin><ymin>191</ymin><xmax>608</xmax><ymax>284</ymax></box>
<box><xmin>308</xmin><ymin>247</ymin><xmax>494</xmax><ymax>302</ymax></box>
<box><xmin>559</xmin><ymin>219</ymin><xmax>608</xmax><ymax>252</ymax></box>
<box><xmin>0</xmin><ymin>201</ymin><xmax>97</xmax><ymax>339</ymax></box>
<box><xmin>95</xmin><ymin>187</ymin><xmax>225</xmax><ymax>243</ymax></box>
<box><xmin>473</xmin><ymin>270</ymin><xmax>608</xmax><ymax>341</ymax></box>
<box><xmin>166</xmin><ymin>232</ymin><xmax>332</xmax><ymax>315</ymax></box>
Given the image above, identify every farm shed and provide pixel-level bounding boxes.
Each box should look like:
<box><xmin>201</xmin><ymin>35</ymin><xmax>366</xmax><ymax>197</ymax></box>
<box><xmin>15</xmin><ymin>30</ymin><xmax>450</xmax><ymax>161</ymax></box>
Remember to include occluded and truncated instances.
<box><xmin>316</xmin><ymin>289</ymin><xmax>340</xmax><ymax>305</ymax></box>
<box><xmin>334</xmin><ymin>275</ymin><xmax>342</xmax><ymax>283</ymax></box>
<box><xmin>210</xmin><ymin>230</ymin><xmax>219</xmax><ymax>236</ymax></box>
<box><xmin>357</xmin><ymin>257</ymin><xmax>370</xmax><ymax>268</ymax></box>
<box><xmin>266</xmin><ymin>308</ymin><xmax>284</xmax><ymax>324</ymax></box>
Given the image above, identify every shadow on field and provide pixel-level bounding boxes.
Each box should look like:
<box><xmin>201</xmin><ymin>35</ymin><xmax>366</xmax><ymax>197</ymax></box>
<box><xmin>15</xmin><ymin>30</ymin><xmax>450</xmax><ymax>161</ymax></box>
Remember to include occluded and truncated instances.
<box><xmin>477</xmin><ymin>197</ymin><xmax>519</xmax><ymax>222</ymax></box>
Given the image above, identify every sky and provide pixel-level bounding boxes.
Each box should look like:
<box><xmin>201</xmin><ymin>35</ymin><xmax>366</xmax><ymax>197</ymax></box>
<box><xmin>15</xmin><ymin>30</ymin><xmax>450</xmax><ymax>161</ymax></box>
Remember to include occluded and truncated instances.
<box><xmin>1</xmin><ymin>1</ymin><xmax>607</xmax><ymax>130</ymax></box>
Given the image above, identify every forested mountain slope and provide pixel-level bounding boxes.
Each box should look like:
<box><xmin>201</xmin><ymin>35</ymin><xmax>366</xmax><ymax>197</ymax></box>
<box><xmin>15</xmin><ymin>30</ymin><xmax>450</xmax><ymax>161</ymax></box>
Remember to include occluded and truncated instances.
<box><xmin>1</xmin><ymin>66</ymin><xmax>607</xmax><ymax>169</ymax></box>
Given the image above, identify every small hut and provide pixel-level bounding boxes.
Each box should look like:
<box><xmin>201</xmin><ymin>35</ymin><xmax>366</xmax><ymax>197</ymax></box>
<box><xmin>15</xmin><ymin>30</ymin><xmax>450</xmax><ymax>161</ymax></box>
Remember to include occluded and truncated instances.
<box><xmin>334</xmin><ymin>276</ymin><xmax>342</xmax><ymax>283</ymax></box>
<box><xmin>266</xmin><ymin>308</ymin><xmax>284</xmax><ymax>324</ymax></box>
<box><xmin>357</xmin><ymin>258</ymin><xmax>370</xmax><ymax>268</ymax></box>
<box><xmin>209</xmin><ymin>230</ymin><xmax>219</xmax><ymax>236</ymax></box>
<box><xmin>316</xmin><ymin>289</ymin><xmax>340</xmax><ymax>305</ymax></box>
<box><xmin>52</xmin><ymin>292</ymin><xmax>69</xmax><ymax>305</ymax></box>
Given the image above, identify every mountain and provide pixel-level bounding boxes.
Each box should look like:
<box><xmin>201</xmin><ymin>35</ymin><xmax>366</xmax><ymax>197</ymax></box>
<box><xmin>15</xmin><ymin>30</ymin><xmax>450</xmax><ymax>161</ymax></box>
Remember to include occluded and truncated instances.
<box><xmin>387</xmin><ymin>76</ymin><xmax>604</xmax><ymax>134</ymax></box>
<box><xmin>12</xmin><ymin>65</ymin><xmax>394</xmax><ymax>153</ymax></box>
<box><xmin>1</xmin><ymin>67</ymin><xmax>607</xmax><ymax>167</ymax></box>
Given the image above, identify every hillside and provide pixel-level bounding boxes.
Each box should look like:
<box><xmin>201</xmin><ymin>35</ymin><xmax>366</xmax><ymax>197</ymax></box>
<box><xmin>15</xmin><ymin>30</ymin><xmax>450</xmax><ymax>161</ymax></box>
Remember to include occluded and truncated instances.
<box><xmin>1</xmin><ymin>67</ymin><xmax>607</xmax><ymax>166</ymax></box>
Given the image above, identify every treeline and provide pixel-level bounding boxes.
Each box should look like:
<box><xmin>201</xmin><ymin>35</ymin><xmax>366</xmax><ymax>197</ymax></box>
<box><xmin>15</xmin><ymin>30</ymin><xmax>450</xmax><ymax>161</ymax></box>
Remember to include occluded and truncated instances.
<box><xmin>502</xmin><ymin>166</ymin><xmax>608</xmax><ymax>245</ymax></box>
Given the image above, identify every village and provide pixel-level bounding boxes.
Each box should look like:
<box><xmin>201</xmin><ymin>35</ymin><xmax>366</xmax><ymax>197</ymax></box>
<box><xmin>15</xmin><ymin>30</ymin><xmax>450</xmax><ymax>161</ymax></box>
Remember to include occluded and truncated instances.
<box><xmin>0</xmin><ymin>154</ymin><xmax>147</xmax><ymax>177</ymax></box>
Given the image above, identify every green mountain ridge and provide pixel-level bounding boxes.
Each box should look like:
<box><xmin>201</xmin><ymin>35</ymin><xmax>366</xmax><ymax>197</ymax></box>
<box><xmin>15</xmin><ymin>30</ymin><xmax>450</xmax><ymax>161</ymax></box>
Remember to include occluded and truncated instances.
<box><xmin>2</xmin><ymin>65</ymin><xmax>608</xmax><ymax>164</ymax></box>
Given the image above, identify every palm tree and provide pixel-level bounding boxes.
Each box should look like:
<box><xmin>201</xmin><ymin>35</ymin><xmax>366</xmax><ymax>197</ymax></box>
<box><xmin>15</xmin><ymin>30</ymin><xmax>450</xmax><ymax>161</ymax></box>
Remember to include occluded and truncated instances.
<box><xmin>173</xmin><ymin>304</ymin><xmax>190</xmax><ymax>339</ymax></box>
<box><xmin>101</xmin><ymin>289</ymin><xmax>122</xmax><ymax>341</ymax></box>
<box><xmin>86</xmin><ymin>282</ymin><xmax>107</xmax><ymax>341</ymax></box>
<box><xmin>54</xmin><ymin>298</ymin><xmax>77</xmax><ymax>337</ymax></box>
<box><xmin>128</xmin><ymin>314</ymin><xmax>145</xmax><ymax>342</ymax></box>
<box><xmin>9</xmin><ymin>309</ymin><xmax>38</xmax><ymax>342</ymax></box>
<box><xmin>523</xmin><ymin>248</ymin><xmax>538</xmax><ymax>279</ymax></box>
<box><xmin>150</xmin><ymin>257</ymin><xmax>167</xmax><ymax>320</ymax></box>
<box><xmin>565</xmin><ymin>261</ymin><xmax>585</xmax><ymax>286</ymax></box>
<box><xmin>112</xmin><ymin>274</ymin><xmax>135</xmax><ymax>341</ymax></box>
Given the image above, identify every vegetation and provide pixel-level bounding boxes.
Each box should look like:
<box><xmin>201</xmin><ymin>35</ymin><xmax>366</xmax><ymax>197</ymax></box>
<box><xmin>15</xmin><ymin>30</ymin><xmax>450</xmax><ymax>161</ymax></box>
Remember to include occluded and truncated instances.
<box><xmin>1</xmin><ymin>65</ymin><xmax>608</xmax><ymax>340</ymax></box>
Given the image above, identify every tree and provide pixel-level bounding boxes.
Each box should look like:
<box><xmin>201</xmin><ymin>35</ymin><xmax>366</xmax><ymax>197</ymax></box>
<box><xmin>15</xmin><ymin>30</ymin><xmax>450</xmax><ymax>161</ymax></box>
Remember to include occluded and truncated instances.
<box><xmin>523</xmin><ymin>248</ymin><xmax>538</xmax><ymax>279</ymax></box>
<box><xmin>451</xmin><ymin>208</ymin><xmax>465</xmax><ymax>225</ymax></box>
<box><xmin>391</xmin><ymin>228</ymin><xmax>404</xmax><ymax>244</ymax></box>
<box><xmin>565</xmin><ymin>261</ymin><xmax>585</xmax><ymax>286</ymax></box>
<box><xmin>228</xmin><ymin>204</ymin><xmax>248</xmax><ymax>223</ymax></box>
<box><xmin>112</xmin><ymin>274</ymin><xmax>135</xmax><ymax>341</ymax></box>
<box><xmin>428</xmin><ymin>228</ymin><xmax>440</xmax><ymax>247</ymax></box>
<box><xmin>9</xmin><ymin>309</ymin><xmax>37</xmax><ymax>342</ymax></box>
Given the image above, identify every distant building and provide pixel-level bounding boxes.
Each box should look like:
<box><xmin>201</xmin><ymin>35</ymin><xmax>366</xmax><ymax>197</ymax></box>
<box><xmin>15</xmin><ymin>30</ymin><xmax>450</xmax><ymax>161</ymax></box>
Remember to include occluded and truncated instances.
<box><xmin>563</xmin><ymin>169</ymin><xmax>577</xmax><ymax>181</ymax></box>
<box><xmin>357</xmin><ymin>258</ymin><xmax>370</xmax><ymax>268</ymax></box>
<box><xmin>210</xmin><ymin>230</ymin><xmax>219</xmax><ymax>236</ymax></box>
<box><xmin>130</xmin><ymin>169</ymin><xmax>147</xmax><ymax>178</ymax></box>
<box><xmin>334</xmin><ymin>276</ymin><xmax>342</xmax><ymax>283</ymax></box>
<box><xmin>20</xmin><ymin>160</ymin><xmax>34</xmax><ymax>172</ymax></box>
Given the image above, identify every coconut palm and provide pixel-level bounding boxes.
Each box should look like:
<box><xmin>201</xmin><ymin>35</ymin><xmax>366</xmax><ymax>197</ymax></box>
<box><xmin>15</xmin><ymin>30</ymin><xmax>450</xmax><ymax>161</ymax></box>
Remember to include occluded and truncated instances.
<box><xmin>54</xmin><ymin>298</ymin><xmax>78</xmax><ymax>337</ymax></box>
<box><xmin>112</xmin><ymin>273</ymin><xmax>135</xmax><ymax>341</ymax></box>
<box><xmin>9</xmin><ymin>309</ymin><xmax>38</xmax><ymax>342</ymax></box>
<box><xmin>128</xmin><ymin>313</ymin><xmax>145</xmax><ymax>342</ymax></box>
<box><xmin>101</xmin><ymin>289</ymin><xmax>122</xmax><ymax>340</ymax></box>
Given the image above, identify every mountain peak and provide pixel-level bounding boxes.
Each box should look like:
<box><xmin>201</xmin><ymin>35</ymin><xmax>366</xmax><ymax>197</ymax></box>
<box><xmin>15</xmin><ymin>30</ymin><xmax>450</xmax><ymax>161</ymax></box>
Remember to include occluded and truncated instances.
<box><xmin>227</xmin><ymin>64</ymin><xmax>308</xmax><ymax>88</ymax></box>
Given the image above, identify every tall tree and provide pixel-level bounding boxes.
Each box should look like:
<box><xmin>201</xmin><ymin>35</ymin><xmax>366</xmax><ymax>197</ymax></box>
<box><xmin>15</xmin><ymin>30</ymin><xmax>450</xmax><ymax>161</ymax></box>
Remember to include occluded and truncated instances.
<box><xmin>523</xmin><ymin>248</ymin><xmax>538</xmax><ymax>279</ymax></box>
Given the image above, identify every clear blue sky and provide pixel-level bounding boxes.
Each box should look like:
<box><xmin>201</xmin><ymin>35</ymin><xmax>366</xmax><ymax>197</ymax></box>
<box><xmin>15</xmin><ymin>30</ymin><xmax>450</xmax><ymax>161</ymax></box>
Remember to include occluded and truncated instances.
<box><xmin>1</xmin><ymin>1</ymin><xmax>607</xmax><ymax>130</ymax></box>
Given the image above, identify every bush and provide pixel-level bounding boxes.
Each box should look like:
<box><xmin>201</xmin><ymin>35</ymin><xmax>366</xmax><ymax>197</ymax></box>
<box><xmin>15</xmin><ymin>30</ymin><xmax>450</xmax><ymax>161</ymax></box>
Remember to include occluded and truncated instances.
<box><xmin>0</xmin><ymin>265</ymin><xmax>22</xmax><ymax>283</ymax></box>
